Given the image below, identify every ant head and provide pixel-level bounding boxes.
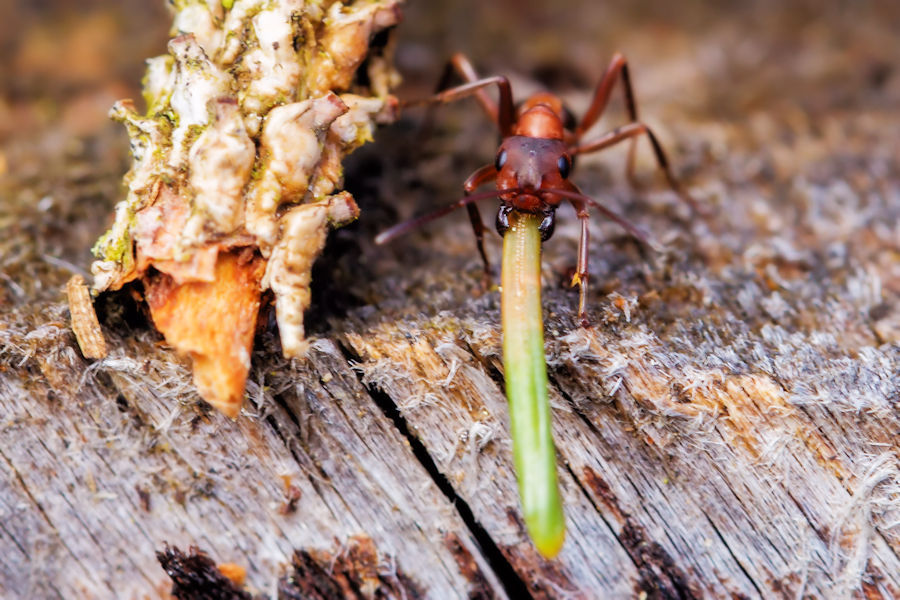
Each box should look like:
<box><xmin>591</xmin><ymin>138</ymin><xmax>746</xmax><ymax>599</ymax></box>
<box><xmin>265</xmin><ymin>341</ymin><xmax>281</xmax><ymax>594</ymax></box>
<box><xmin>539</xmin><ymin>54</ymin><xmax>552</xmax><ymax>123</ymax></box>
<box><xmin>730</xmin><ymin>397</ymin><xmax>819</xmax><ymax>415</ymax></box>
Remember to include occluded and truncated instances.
<box><xmin>495</xmin><ymin>137</ymin><xmax>572</xmax><ymax>205</ymax></box>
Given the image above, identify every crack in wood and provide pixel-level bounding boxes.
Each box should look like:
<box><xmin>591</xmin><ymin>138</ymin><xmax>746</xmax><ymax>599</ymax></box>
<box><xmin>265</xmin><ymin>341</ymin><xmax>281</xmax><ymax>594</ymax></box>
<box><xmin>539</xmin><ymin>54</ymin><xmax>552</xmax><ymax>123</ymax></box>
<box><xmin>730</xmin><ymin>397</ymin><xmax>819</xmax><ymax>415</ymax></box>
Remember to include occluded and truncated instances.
<box><xmin>443</xmin><ymin>532</ymin><xmax>497</xmax><ymax>600</ymax></box>
<box><xmin>337</xmin><ymin>339</ymin><xmax>529</xmax><ymax>600</ymax></box>
<box><xmin>569</xmin><ymin>462</ymin><xmax>703</xmax><ymax>600</ymax></box>
<box><xmin>0</xmin><ymin>448</ymin><xmax>54</xmax><ymax>531</ymax></box>
<box><xmin>698</xmin><ymin>509</ymin><xmax>765</xmax><ymax>599</ymax></box>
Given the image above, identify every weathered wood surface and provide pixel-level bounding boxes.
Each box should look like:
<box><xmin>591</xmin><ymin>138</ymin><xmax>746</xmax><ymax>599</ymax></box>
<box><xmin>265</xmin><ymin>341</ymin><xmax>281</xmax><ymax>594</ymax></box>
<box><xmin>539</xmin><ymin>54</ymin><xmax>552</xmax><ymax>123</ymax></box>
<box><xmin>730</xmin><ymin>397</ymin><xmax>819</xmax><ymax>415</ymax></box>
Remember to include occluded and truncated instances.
<box><xmin>2</xmin><ymin>1</ymin><xmax>900</xmax><ymax>598</ymax></box>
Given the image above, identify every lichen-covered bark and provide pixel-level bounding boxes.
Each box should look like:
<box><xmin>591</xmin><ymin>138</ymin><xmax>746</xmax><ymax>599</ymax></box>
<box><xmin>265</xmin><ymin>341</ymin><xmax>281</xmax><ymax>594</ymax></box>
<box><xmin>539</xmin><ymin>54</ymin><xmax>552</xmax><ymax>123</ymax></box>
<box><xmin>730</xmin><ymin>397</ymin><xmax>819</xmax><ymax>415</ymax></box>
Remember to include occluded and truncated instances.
<box><xmin>92</xmin><ymin>1</ymin><xmax>402</xmax><ymax>304</ymax></box>
<box><xmin>88</xmin><ymin>0</ymin><xmax>403</xmax><ymax>415</ymax></box>
<box><xmin>2</xmin><ymin>0</ymin><xmax>899</xmax><ymax>598</ymax></box>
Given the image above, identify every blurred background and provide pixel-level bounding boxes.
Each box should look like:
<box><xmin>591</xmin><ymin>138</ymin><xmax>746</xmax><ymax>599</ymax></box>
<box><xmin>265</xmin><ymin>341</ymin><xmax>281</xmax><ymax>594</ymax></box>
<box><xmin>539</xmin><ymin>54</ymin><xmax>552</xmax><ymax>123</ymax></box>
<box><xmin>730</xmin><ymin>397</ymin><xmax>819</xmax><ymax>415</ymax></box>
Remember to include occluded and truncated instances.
<box><xmin>3</xmin><ymin>1</ymin><xmax>898</xmax><ymax>138</ymax></box>
<box><xmin>1</xmin><ymin>0</ymin><xmax>899</xmax><ymax>304</ymax></box>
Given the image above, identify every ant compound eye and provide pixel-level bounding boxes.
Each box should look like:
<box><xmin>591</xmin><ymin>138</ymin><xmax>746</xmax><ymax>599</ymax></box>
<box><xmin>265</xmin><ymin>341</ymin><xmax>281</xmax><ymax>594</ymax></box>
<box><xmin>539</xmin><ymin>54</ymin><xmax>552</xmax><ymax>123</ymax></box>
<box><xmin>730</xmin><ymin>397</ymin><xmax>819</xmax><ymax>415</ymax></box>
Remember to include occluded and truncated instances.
<box><xmin>557</xmin><ymin>155</ymin><xmax>571</xmax><ymax>179</ymax></box>
<box><xmin>495</xmin><ymin>150</ymin><xmax>508</xmax><ymax>171</ymax></box>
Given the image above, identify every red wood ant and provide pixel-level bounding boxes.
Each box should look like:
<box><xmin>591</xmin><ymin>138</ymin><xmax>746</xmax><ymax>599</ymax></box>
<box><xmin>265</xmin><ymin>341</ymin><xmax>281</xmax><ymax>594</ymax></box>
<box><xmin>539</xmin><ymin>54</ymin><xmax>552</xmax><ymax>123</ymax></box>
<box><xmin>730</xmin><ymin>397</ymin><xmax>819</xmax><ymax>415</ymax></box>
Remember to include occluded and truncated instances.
<box><xmin>376</xmin><ymin>53</ymin><xmax>700</xmax><ymax>323</ymax></box>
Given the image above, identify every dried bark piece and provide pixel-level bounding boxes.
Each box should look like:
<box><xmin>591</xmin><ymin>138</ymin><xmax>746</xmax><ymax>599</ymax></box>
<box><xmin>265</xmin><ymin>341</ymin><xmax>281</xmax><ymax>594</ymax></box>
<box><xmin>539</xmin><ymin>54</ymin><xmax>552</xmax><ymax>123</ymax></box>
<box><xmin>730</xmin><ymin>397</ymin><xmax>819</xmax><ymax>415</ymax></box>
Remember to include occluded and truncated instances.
<box><xmin>278</xmin><ymin>536</ymin><xmax>423</xmax><ymax>600</ymax></box>
<box><xmin>65</xmin><ymin>275</ymin><xmax>107</xmax><ymax>359</ymax></box>
<box><xmin>157</xmin><ymin>545</ymin><xmax>251</xmax><ymax>600</ymax></box>
<box><xmin>216</xmin><ymin>563</ymin><xmax>247</xmax><ymax>588</ymax></box>
<box><xmin>145</xmin><ymin>250</ymin><xmax>265</xmax><ymax>418</ymax></box>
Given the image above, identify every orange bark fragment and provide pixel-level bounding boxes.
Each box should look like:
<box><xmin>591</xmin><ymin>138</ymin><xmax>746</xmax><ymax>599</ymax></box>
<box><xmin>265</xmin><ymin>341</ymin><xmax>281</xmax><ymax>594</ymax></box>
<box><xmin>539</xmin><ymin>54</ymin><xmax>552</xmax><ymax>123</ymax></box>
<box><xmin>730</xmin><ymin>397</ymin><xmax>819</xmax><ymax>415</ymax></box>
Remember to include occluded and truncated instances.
<box><xmin>217</xmin><ymin>563</ymin><xmax>247</xmax><ymax>588</ymax></box>
<box><xmin>145</xmin><ymin>250</ymin><xmax>265</xmax><ymax>418</ymax></box>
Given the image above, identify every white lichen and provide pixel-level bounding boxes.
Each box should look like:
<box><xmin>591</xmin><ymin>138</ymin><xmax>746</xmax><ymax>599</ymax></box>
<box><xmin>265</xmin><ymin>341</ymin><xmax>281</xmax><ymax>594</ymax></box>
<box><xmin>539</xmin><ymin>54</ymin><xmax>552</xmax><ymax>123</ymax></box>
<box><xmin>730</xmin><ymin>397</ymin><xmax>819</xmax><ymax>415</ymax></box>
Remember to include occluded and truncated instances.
<box><xmin>185</xmin><ymin>98</ymin><xmax>255</xmax><ymax>237</ymax></box>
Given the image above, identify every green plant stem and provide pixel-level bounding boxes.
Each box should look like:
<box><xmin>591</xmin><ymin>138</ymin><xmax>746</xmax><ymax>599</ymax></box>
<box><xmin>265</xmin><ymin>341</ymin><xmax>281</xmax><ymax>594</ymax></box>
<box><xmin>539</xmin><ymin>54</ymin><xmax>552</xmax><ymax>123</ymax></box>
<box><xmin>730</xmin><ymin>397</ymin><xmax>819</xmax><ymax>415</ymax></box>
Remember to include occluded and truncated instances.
<box><xmin>501</xmin><ymin>210</ymin><xmax>566</xmax><ymax>558</ymax></box>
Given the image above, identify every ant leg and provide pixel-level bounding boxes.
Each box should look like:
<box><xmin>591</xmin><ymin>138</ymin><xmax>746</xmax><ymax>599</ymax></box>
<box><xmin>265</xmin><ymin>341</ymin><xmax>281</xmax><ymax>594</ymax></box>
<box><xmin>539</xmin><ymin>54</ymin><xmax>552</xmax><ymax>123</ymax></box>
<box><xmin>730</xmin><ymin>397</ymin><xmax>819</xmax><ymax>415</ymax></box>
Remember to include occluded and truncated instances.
<box><xmin>573</xmin><ymin>53</ymin><xmax>639</xmax><ymax>183</ymax></box>
<box><xmin>418</xmin><ymin>54</ymin><xmax>496</xmax><ymax>144</ymax></box>
<box><xmin>432</xmin><ymin>53</ymin><xmax>502</xmax><ymax>127</ymax></box>
<box><xmin>466</xmin><ymin>204</ymin><xmax>490</xmax><ymax>269</ymax></box>
<box><xmin>567</xmin><ymin>197</ymin><xmax>592</xmax><ymax>326</ymax></box>
<box><xmin>404</xmin><ymin>76</ymin><xmax>515</xmax><ymax>137</ymax></box>
<box><xmin>572</xmin><ymin>122</ymin><xmax>704</xmax><ymax>215</ymax></box>
<box><xmin>546</xmin><ymin>186</ymin><xmax>654</xmax><ymax>248</ymax></box>
<box><xmin>462</xmin><ymin>164</ymin><xmax>499</xmax><ymax>280</ymax></box>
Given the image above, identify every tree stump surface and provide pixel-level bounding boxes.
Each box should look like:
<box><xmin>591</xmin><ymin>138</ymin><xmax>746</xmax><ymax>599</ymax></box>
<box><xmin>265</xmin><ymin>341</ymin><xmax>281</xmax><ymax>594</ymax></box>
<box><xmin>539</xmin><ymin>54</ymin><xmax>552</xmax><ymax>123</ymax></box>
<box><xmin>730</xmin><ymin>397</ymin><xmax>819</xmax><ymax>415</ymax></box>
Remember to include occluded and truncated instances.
<box><xmin>1</xmin><ymin>1</ymin><xmax>899</xmax><ymax>598</ymax></box>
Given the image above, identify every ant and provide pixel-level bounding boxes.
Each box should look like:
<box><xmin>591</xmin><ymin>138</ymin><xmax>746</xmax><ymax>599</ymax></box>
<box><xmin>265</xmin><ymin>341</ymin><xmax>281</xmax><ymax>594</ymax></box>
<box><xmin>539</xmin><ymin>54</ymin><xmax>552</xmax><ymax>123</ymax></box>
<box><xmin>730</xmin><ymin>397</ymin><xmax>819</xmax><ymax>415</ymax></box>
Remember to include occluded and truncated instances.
<box><xmin>376</xmin><ymin>53</ymin><xmax>700</xmax><ymax>324</ymax></box>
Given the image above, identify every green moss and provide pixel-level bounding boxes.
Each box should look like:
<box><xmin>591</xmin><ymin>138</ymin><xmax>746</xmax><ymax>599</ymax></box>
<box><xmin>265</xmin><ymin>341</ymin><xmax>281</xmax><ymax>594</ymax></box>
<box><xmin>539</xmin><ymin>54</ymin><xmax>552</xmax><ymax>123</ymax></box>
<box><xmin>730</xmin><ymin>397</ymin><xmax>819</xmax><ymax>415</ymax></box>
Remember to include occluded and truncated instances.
<box><xmin>294</xmin><ymin>19</ymin><xmax>318</xmax><ymax>100</ymax></box>
<box><xmin>254</xmin><ymin>92</ymin><xmax>293</xmax><ymax>117</ymax></box>
<box><xmin>250</xmin><ymin>155</ymin><xmax>268</xmax><ymax>181</ymax></box>
<box><xmin>350</xmin><ymin>125</ymin><xmax>374</xmax><ymax>150</ymax></box>
<box><xmin>184</xmin><ymin>56</ymin><xmax>206</xmax><ymax>71</ymax></box>
<box><xmin>326</xmin><ymin>207</ymin><xmax>358</xmax><ymax>228</ymax></box>
<box><xmin>91</xmin><ymin>217</ymin><xmax>135</xmax><ymax>266</ymax></box>
<box><xmin>141</xmin><ymin>57</ymin><xmax>175</xmax><ymax>113</ymax></box>
<box><xmin>183</xmin><ymin>123</ymin><xmax>206</xmax><ymax>149</ymax></box>
<box><xmin>152</xmin><ymin>111</ymin><xmax>177</xmax><ymax>144</ymax></box>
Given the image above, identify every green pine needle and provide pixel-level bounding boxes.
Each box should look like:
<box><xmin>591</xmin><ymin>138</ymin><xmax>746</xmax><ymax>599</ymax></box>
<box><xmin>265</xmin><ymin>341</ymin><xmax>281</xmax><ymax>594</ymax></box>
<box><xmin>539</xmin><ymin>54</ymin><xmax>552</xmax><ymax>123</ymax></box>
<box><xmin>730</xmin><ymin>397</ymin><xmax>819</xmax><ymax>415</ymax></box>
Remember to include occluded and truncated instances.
<box><xmin>501</xmin><ymin>210</ymin><xmax>566</xmax><ymax>558</ymax></box>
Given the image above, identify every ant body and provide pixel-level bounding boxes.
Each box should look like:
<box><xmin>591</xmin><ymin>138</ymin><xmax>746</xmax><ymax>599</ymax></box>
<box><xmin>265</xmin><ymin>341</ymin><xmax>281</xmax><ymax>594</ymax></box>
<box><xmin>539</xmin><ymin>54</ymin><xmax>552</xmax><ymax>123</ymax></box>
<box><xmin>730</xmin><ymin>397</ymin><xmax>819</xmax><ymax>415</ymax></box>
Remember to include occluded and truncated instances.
<box><xmin>376</xmin><ymin>53</ymin><xmax>699</xmax><ymax>323</ymax></box>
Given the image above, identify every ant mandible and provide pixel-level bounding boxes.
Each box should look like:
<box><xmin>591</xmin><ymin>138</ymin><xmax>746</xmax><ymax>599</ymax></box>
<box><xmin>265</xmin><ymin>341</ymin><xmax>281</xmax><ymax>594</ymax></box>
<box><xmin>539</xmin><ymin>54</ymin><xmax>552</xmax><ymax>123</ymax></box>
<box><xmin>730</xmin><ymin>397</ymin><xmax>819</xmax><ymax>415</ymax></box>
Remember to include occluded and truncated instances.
<box><xmin>376</xmin><ymin>52</ymin><xmax>700</xmax><ymax>324</ymax></box>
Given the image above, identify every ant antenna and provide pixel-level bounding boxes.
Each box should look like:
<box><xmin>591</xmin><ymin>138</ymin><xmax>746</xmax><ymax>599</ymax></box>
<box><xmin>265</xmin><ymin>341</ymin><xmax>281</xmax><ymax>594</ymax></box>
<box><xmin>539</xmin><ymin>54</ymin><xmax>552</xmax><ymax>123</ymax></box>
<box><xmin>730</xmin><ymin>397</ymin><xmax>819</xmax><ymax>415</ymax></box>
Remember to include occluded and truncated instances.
<box><xmin>375</xmin><ymin>188</ymin><xmax>521</xmax><ymax>245</ymax></box>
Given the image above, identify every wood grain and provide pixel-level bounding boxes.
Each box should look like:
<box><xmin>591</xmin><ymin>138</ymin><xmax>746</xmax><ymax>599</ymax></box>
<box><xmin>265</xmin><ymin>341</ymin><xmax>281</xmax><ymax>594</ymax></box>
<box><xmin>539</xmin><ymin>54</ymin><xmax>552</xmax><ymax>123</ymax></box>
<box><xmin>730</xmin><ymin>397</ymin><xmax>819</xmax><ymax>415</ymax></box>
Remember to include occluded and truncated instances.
<box><xmin>2</xmin><ymin>0</ymin><xmax>899</xmax><ymax>597</ymax></box>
